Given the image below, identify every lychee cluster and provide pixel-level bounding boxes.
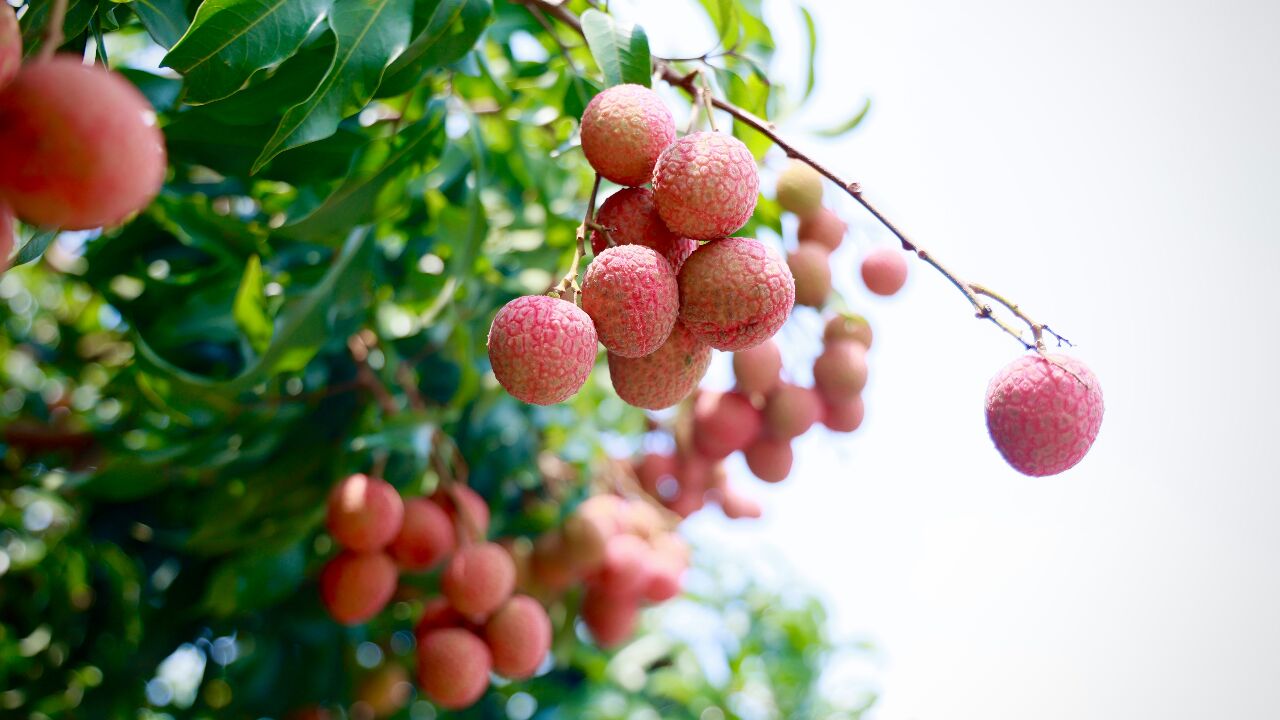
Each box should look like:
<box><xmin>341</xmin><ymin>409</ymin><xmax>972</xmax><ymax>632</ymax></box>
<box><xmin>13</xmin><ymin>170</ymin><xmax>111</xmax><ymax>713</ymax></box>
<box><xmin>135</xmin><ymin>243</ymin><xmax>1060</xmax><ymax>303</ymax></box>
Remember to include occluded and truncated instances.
<box><xmin>489</xmin><ymin>84</ymin><xmax>795</xmax><ymax>409</ymax></box>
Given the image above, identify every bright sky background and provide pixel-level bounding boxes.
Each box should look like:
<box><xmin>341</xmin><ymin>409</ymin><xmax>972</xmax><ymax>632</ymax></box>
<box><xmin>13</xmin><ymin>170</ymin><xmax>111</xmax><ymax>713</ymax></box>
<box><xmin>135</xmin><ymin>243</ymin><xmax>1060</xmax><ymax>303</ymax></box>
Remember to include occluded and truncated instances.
<box><xmin>619</xmin><ymin>0</ymin><xmax>1280</xmax><ymax>718</ymax></box>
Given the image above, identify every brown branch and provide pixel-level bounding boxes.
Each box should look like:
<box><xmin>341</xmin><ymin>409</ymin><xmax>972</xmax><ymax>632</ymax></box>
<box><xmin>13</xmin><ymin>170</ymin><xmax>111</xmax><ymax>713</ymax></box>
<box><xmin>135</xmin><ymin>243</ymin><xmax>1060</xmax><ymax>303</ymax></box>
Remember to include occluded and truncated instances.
<box><xmin>347</xmin><ymin>333</ymin><xmax>398</xmax><ymax>415</ymax></box>
<box><xmin>556</xmin><ymin>172</ymin><xmax>603</xmax><ymax>302</ymax></box>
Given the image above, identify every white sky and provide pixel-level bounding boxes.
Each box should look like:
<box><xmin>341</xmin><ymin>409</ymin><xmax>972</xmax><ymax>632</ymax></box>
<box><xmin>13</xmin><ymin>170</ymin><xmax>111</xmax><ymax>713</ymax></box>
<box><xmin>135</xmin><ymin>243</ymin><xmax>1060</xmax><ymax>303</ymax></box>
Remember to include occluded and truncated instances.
<box><xmin>621</xmin><ymin>0</ymin><xmax>1280</xmax><ymax>718</ymax></box>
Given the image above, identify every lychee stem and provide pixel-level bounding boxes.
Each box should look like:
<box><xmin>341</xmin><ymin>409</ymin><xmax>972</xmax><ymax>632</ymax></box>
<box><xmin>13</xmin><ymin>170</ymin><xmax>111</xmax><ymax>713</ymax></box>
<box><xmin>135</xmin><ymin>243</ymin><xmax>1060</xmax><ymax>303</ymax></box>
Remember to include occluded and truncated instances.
<box><xmin>557</xmin><ymin>173</ymin><xmax>603</xmax><ymax>304</ymax></box>
<box><xmin>40</xmin><ymin>0</ymin><xmax>69</xmax><ymax>61</ymax></box>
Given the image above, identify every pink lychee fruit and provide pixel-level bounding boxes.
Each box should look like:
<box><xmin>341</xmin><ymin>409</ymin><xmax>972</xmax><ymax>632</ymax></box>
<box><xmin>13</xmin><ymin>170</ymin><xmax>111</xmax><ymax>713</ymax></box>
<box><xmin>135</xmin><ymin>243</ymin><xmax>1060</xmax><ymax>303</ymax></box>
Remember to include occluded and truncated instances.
<box><xmin>719</xmin><ymin>487</ymin><xmax>765</xmax><ymax>519</ymax></box>
<box><xmin>591</xmin><ymin>187</ymin><xmax>697</xmax><ymax>270</ymax></box>
<box><xmin>530</xmin><ymin>532</ymin><xmax>577</xmax><ymax>593</ymax></box>
<box><xmin>812</xmin><ymin>341</ymin><xmax>869</xmax><ymax>403</ymax></box>
<box><xmin>985</xmin><ymin>354</ymin><xmax>1104</xmax><ymax>477</ymax></box>
<box><xmin>562</xmin><ymin>507</ymin><xmax>614</xmax><ymax>571</ymax></box>
<box><xmin>693</xmin><ymin>390</ymin><xmax>762</xmax><ymax>459</ymax></box>
<box><xmin>387</xmin><ymin>497</ymin><xmax>456</xmax><ymax>572</ymax></box>
<box><xmin>319</xmin><ymin>551</ymin><xmax>398</xmax><ymax>625</ymax></box>
<box><xmin>487</xmin><ymin>294</ymin><xmax>597</xmax><ymax>405</ymax></box>
<box><xmin>484</xmin><ymin>594</ymin><xmax>552</xmax><ymax>679</ymax></box>
<box><xmin>797</xmin><ymin>207</ymin><xmax>847</xmax><ymax>252</ymax></box>
<box><xmin>743</xmin><ymin>436</ymin><xmax>794</xmax><ymax>483</ymax></box>
<box><xmin>0</xmin><ymin>4</ymin><xmax>19</xmax><ymax>90</ymax></box>
<box><xmin>678</xmin><ymin>237</ymin><xmax>795</xmax><ymax>351</ymax></box>
<box><xmin>823</xmin><ymin>395</ymin><xmax>865</xmax><ymax>433</ymax></box>
<box><xmin>763</xmin><ymin>384</ymin><xmax>823</xmax><ymax>439</ymax></box>
<box><xmin>607</xmin><ymin>321</ymin><xmax>712</xmax><ymax>409</ymax></box>
<box><xmin>652</xmin><ymin>131</ymin><xmax>760</xmax><ymax>239</ymax></box>
<box><xmin>582</xmin><ymin>245</ymin><xmax>679</xmax><ymax>358</ymax></box>
<box><xmin>414</xmin><ymin>596</ymin><xmax>465</xmax><ymax>640</ymax></box>
<box><xmin>788</xmin><ymin>242</ymin><xmax>833</xmax><ymax>308</ymax></box>
<box><xmin>326</xmin><ymin>473</ymin><xmax>405</xmax><ymax>552</ymax></box>
<box><xmin>861</xmin><ymin>247</ymin><xmax>909</xmax><ymax>296</ymax></box>
<box><xmin>775</xmin><ymin>160</ymin><xmax>824</xmax><ymax>218</ymax></box>
<box><xmin>732</xmin><ymin>338</ymin><xmax>783</xmax><ymax>396</ymax></box>
<box><xmin>581</xmin><ymin>586</ymin><xmax>640</xmax><ymax>649</ymax></box>
<box><xmin>591</xmin><ymin>534</ymin><xmax>653</xmax><ymax>599</ymax></box>
<box><xmin>433</xmin><ymin>484</ymin><xmax>491</xmax><ymax>543</ymax></box>
<box><xmin>417</xmin><ymin>628</ymin><xmax>493</xmax><ymax>710</ymax></box>
<box><xmin>635</xmin><ymin>452</ymin><xmax>678</xmax><ymax>497</ymax></box>
<box><xmin>580</xmin><ymin>84</ymin><xmax>676</xmax><ymax>187</ymax></box>
<box><xmin>442</xmin><ymin>542</ymin><xmax>517</xmax><ymax>620</ymax></box>
<box><xmin>823</xmin><ymin>312</ymin><xmax>873</xmax><ymax>349</ymax></box>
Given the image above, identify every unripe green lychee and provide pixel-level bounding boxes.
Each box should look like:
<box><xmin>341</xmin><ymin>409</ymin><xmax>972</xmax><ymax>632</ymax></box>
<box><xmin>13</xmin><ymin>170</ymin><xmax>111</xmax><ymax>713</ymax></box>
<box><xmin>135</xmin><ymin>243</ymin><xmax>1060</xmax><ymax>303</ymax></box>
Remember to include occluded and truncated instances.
<box><xmin>788</xmin><ymin>242</ymin><xmax>832</xmax><ymax>308</ymax></box>
<box><xmin>416</xmin><ymin>628</ymin><xmax>493</xmax><ymax>710</ymax></box>
<box><xmin>387</xmin><ymin>497</ymin><xmax>455</xmax><ymax>571</ymax></box>
<box><xmin>607</xmin><ymin>321</ymin><xmax>711</xmax><ymax>410</ymax></box>
<box><xmin>823</xmin><ymin>395</ymin><xmax>865</xmax><ymax>433</ymax></box>
<box><xmin>775</xmin><ymin>161</ymin><xmax>824</xmax><ymax>217</ymax></box>
<box><xmin>733</xmin><ymin>339</ymin><xmax>782</xmax><ymax>396</ymax></box>
<box><xmin>487</xmin><ymin>294</ymin><xmax>597</xmax><ymax>405</ymax></box>
<box><xmin>813</xmin><ymin>341</ymin><xmax>869</xmax><ymax>403</ymax></box>
<box><xmin>582</xmin><ymin>245</ymin><xmax>679</xmax><ymax>358</ymax></box>
<box><xmin>861</xmin><ymin>247</ymin><xmax>909</xmax><ymax>296</ymax></box>
<box><xmin>0</xmin><ymin>4</ymin><xmax>19</xmax><ymax>90</ymax></box>
<box><xmin>484</xmin><ymin>594</ymin><xmax>552</xmax><ymax>679</ymax></box>
<box><xmin>763</xmin><ymin>384</ymin><xmax>823</xmax><ymax>439</ymax></box>
<box><xmin>653</xmin><ymin>132</ymin><xmax>760</xmax><ymax>239</ymax></box>
<box><xmin>442</xmin><ymin>542</ymin><xmax>517</xmax><ymax>620</ymax></box>
<box><xmin>580</xmin><ymin>84</ymin><xmax>676</xmax><ymax>187</ymax></box>
<box><xmin>679</xmin><ymin>237</ymin><xmax>795</xmax><ymax>351</ymax></box>
<box><xmin>743</xmin><ymin>436</ymin><xmax>793</xmax><ymax>483</ymax></box>
<box><xmin>591</xmin><ymin>187</ymin><xmax>697</xmax><ymax>271</ymax></box>
<box><xmin>693</xmin><ymin>390</ymin><xmax>762</xmax><ymax>459</ymax></box>
<box><xmin>985</xmin><ymin>354</ymin><xmax>1104</xmax><ymax>477</ymax></box>
<box><xmin>823</xmin><ymin>313</ymin><xmax>873</xmax><ymax>349</ymax></box>
<box><xmin>326</xmin><ymin>473</ymin><xmax>404</xmax><ymax>552</ymax></box>
<box><xmin>319</xmin><ymin>551</ymin><xmax>398</xmax><ymax>625</ymax></box>
<box><xmin>797</xmin><ymin>207</ymin><xmax>847</xmax><ymax>252</ymax></box>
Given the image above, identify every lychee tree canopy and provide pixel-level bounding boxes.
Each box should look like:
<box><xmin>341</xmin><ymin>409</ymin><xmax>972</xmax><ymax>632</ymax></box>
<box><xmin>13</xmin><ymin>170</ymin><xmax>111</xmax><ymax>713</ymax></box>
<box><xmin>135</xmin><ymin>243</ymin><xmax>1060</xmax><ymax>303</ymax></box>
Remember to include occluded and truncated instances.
<box><xmin>1</xmin><ymin>0</ymin><xmax>875</xmax><ymax>716</ymax></box>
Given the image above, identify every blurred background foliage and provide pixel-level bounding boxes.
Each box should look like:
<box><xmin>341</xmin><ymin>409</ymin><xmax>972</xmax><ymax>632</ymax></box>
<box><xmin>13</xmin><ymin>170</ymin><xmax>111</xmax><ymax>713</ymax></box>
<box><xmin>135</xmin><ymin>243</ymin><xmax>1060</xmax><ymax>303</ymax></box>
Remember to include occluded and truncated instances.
<box><xmin>0</xmin><ymin>0</ymin><xmax>875</xmax><ymax>716</ymax></box>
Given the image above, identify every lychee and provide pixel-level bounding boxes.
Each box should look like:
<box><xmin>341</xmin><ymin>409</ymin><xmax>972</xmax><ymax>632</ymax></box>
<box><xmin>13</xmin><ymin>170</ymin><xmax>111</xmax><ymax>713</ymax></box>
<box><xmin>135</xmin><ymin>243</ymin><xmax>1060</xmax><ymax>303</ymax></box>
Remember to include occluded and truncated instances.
<box><xmin>591</xmin><ymin>187</ymin><xmax>697</xmax><ymax>270</ymax></box>
<box><xmin>861</xmin><ymin>247</ymin><xmax>909</xmax><ymax>296</ymax></box>
<box><xmin>487</xmin><ymin>294</ymin><xmax>597</xmax><ymax>405</ymax></box>
<box><xmin>743</xmin><ymin>436</ymin><xmax>794</xmax><ymax>482</ymax></box>
<box><xmin>387</xmin><ymin>498</ymin><xmax>455</xmax><ymax>572</ymax></box>
<box><xmin>693</xmin><ymin>390</ymin><xmax>762</xmax><ymax>459</ymax></box>
<box><xmin>580</xmin><ymin>84</ymin><xmax>676</xmax><ymax>187</ymax></box>
<box><xmin>414</xmin><ymin>596</ymin><xmax>465</xmax><ymax>639</ymax></box>
<box><xmin>0</xmin><ymin>4</ymin><xmax>18</xmax><ymax>90</ymax></box>
<box><xmin>326</xmin><ymin>474</ymin><xmax>404</xmax><ymax>552</ymax></box>
<box><xmin>652</xmin><ymin>132</ymin><xmax>760</xmax><ymax>239</ymax></box>
<box><xmin>642</xmin><ymin>554</ymin><xmax>683</xmax><ymax>602</ymax></box>
<box><xmin>797</xmin><ymin>207</ymin><xmax>847</xmax><ymax>252</ymax></box>
<box><xmin>763</xmin><ymin>384</ymin><xmax>823</xmax><ymax>439</ymax></box>
<box><xmin>733</xmin><ymin>339</ymin><xmax>783</xmax><ymax>396</ymax></box>
<box><xmin>592</xmin><ymin>533</ymin><xmax>652</xmax><ymax>599</ymax></box>
<box><xmin>788</xmin><ymin>242</ymin><xmax>833</xmax><ymax>308</ymax></box>
<box><xmin>813</xmin><ymin>341</ymin><xmax>869</xmax><ymax>403</ymax></box>
<box><xmin>530</xmin><ymin>532</ymin><xmax>577</xmax><ymax>593</ymax></box>
<box><xmin>635</xmin><ymin>453</ymin><xmax>678</xmax><ymax>497</ymax></box>
<box><xmin>775</xmin><ymin>161</ymin><xmax>824</xmax><ymax>218</ymax></box>
<box><xmin>823</xmin><ymin>313</ymin><xmax>873</xmax><ymax>349</ymax></box>
<box><xmin>823</xmin><ymin>395</ymin><xmax>865</xmax><ymax>433</ymax></box>
<box><xmin>416</xmin><ymin>628</ymin><xmax>492</xmax><ymax>710</ymax></box>
<box><xmin>985</xmin><ymin>354</ymin><xmax>1104</xmax><ymax>477</ymax></box>
<box><xmin>607</xmin><ymin>321</ymin><xmax>711</xmax><ymax>409</ymax></box>
<box><xmin>562</xmin><ymin>510</ymin><xmax>613</xmax><ymax>570</ymax></box>
<box><xmin>442</xmin><ymin>542</ymin><xmax>517</xmax><ymax>620</ymax></box>
<box><xmin>719</xmin><ymin>488</ymin><xmax>764</xmax><ymax>519</ymax></box>
<box><xmin>582</xmin><ymin>245</ymin><xmax>679</xmax><ymax>358</ymax></box>
<box><xmin>433</xmin><ymin>484</ymin><xmax>491</xmax><ymax>542</ymax></box>
<box><xmin>484</xmin><ymin>595</ymin><xmax>552</xmax><ymax>679</ymax></box>
<box><xmin>678</xmin><ymin>237</ymin><xmax>796</xmax><ymax>351</ymax></box>
<box><xmin>319</xmin><ymin>551</ymin><xmax>398</xmax><ymax>625</ymax></box>
<box><xmin>581</xmin><ymin>586</ymin><xmax>640</xmax><ymax>649</ymax></box>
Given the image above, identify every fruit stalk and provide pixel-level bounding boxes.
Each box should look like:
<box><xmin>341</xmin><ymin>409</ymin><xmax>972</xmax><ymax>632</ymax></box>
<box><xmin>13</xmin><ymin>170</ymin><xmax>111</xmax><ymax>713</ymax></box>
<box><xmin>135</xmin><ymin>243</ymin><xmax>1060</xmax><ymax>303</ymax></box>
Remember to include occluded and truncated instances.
<box><xmin>40</xmin><ymin>0</ymin><xmax>68</xmax><ymax>60</ymax></box>
<box><xmin>556</xmin><ymin>173</ymin><xmax>603</xmax><ymax>302</ymax></box>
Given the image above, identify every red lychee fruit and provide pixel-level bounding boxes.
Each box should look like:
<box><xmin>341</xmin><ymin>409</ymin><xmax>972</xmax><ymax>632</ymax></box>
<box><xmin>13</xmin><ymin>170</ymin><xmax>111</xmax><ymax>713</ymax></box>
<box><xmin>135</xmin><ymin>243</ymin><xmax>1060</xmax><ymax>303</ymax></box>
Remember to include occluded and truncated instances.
<box><xmin>743</xmin><ymin>436</ymin><xmax>794</xmax><ymax>482</ymax></box>
<box><xmin>591</xmin><ymin>187</ymin><xmax>697</xmax><ymax>271</ymax></box>
<box><xmin>592</xmin><ymin>534</ymin><xmax>652</xmax><ymax>599</ymax></box>
<box><xmin>0</xmin><ymin>4</ymin><xmax>19</xmax><ymax>89</ymax></box>
<box><xmin>562</xmin><ymin>510</ymin><xmax>613</xmax><ymax>571</ymax></box>
<box><xmin>733</xmin><ymin>339</ymin><xmax>783</xmax><ymax>396</ymax></box>
<box><xmin>487</xmin><ymin>294</ymin><xmax>597</xmax><ymax>405</ymax></box>
<box><xmin>414</xmin><ymin>596</ymin><xmax>465</xmax><ymax>639</ymax></box>
<box><xmin>642</xmin><ymin>552</ymin><xmax>684</xmax><ymax>602</ymax></box>
<box><xmin>823</xmin><ymin>395</ymin><xmax>865</xmax><ymax>433</ymax></box>
<box><xmin>693</xmin><ymin>390</ymin><xmax>762</xmax><ymax>459</ymax></box>
<box><xmin>319</xmin><ymin>551</ymin><xmax>398</xmax><ymax>625</ymax></box>
<box><xmin>861</xmin><ymin>247</ymin><xmax>909</xmax><ymax>296</ymax></box>
<box><xmin>775</xmin><ymin>161</ymin><xmax>824</xmax><ymax>218</ymax></box>
<box><xmin>635</xmin><ymin>452</ymin><xmax>678</xmax><ymax>497</ymax></box>
<box><xmin>763</xmin><ymin>384</ymin><xmax>823</xmax><ymax>439</ymax></box>
<box><xmin>388</xmin><ymin>498</ymin><xmax>455</xmax><ymax>572</ymax></box>
<box><xmin>607</xmin><ymin>321</ymin><xmax>712</xmax><ymax>409</ymax></box>
<box><xmin>442</xmin><ymin>542</ymin><xmax>517</xmax><ymax>620</ymax></box>
<box><xmin>0</xmin><ymin>57</ymin><xmax>166</xmax><ymax>230</ymax></box>
<box><xmin>326</xmin><ymin>474</ymin><xmax>404</xmax><ymax>552</ymax></box>
<box><xmin>484</xmin><ymin>595</ymin><xmax>552</xmax><ymax>679</ymax></box>
<box><xmin>531</xmin><ymin>531</ymin><xmax>577</xmax><ymax>593</ymax></box>
<box><xmin>823</xmin><ymin>313</ymin><xmax>873</xmax><ymax>349</ymax></box>
<box><xmin>433</xmin><ymin>484</ymin><xmax>492</xmax><ymax>543</ymax></box>
<box><xmin>581</xmin><ymin>586</ymin><xmax>640</xmax><ymax>649</ymax></box>
<box><xmin>813</xmin><ymin>341</ymin><xmax>869</xmax><ymax>403</ymax></box>
<box><xmin>582</xmin><ymin>245</ymin><xmax>679</xmax><ymax>358</ymax></box>
<box><xmin>416</xmin><ymin>628</ymin><xmax>492</xmax><ymax>710</ymax></box>
<box><xmin>580</xmin><ymin>84</ymin><xmax>676</xmax><ymax>187</ymax></box>
<box><xmin>985</xmin><ymin>354</ymin><xmax>1104</xmax><ymax>477</ymax></box>
<box><xmin>678</xmin><ymin>237</ymin><xmax>796</xmax><ymax>351</ymax></box>
<box><xmin>652</xmin><ymin>132</ymin><xmax>760</xmax><ymax>239</ymax></box>
<box><xmin>797</xmin><ymin>207</ymin><xmax>847</xmax><ymax>252</ymax></box>
<box><xmin>788</xmin><ymin>242</ymin><xmax>833</xmax><ymax>308</ymax></box>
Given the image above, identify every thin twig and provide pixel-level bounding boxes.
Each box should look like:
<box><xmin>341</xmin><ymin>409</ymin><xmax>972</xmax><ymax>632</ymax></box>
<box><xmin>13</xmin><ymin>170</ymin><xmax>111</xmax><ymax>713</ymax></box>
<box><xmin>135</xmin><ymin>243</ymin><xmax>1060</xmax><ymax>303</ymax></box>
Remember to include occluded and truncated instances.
<box><xmin>347</xmin><ymin>333</ymin><xmax>398</xmax><ymax>415</ymax></box>
<box><xmin>40</xmin><ymin>0</ymin><xmax>69</xmax><ymax>61</ymax></box>
<box><xmin>556</xmin><ymin>173</ymin><xmax>603</xmax><ymax>302</ymax></box>
<box><xmin>529</xmin><ymin>5</ymin><xmax>580</xmax><ymax>73</ymax></box>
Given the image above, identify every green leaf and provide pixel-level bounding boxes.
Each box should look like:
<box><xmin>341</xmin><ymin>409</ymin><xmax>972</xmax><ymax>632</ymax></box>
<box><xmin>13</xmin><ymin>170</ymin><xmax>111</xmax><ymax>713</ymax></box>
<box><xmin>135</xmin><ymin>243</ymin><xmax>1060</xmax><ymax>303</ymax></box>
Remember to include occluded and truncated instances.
<box><xmin>251</xmin><ymin>0</ymin><xmax>414</xmax><ymax>173</ymax></box>
<box><xmin>580</xmin><ymin>9</ymin><xmax>652</xmax><ymax>88</ymax></box>
<box><xmin>19</xmin><ymin>0</ymin><xmax>93</xmax><ymax>57</ymax></box>
<box><xmin>799</xmin><ymin>5</ymin><xmax>817</xmax><ymax>102</ymax></box>
<box><xmin>377</xmin><ymin>0</ymin><xmax>493</xmax><ymax>98</ymax></box>
<box><xmin>233</xmin><ymin>255</ymin><xmax>273</xmax><ymax>354</ymax></box>
<box><xmin>722</xmin><ymin>69</ymin><xmax>770</xmax><ymax>160</ymax></box>
<box><xmin>815</xmin><ymin>97</ymin><xmax>871</xmax><ymax>137</ymax></box>
<box><xmin>12</xmin><ymin>230</ymin><xmax>58</xmax><ymax>267</ymax></box>
<box><xmin>697</xmin><ymin>0</ymin><xmax>741</xmax><ymax>51</ymax></box>
<box><xmin>163</xmin><ymin>0</ymin><xmax>333</xmax><ymax>105</ymax></box>
<box><xmin>132</xmin><ymin>0</ymin><xmax>190</xmax><ymax>49</ymax></box>
<box><xmin>563</xmin><ymin>74</ymin><xmax>601</xmax><ymax>120</ymax></box>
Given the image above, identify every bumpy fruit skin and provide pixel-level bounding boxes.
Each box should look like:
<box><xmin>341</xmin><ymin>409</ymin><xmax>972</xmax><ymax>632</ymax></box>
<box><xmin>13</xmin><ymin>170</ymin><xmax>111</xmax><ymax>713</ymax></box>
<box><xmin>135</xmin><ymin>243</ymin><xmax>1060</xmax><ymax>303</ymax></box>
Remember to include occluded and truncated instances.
<box><xmin>788</xmin><ymin>242</ymin><xmax>832</xmax><ymax>308</ymax></box>
<box><xmin>0</xmin><ymin>200</ymin><xmax>13</xmax><ymax>274</ymax></box>
<box><xmin>653</xmin><ymin>132</ymin><xmax>760</xmax><ymax>239</ymax></box>
<box><xmin>823</xmin><ymin>395</ymin><xmax>865</xmax><ymax>433</ymax></box>
<box><xmin>388</xmin><ymin>498</ymin><xmax>455</xmax><ymax>571</ymax></box>
<box><xmin>591</xmin><ymin>187</ymin><xmax>697</xmax><ymax>270</ymax></box>
<box><xmin>861</xmin><ymin>247</ymin><xmax>909</xmax><ymax>296</ymax></box>
<box><xmin>985</xmin><ymin>354</ymin><xmax>1104</xmax><ymax>477</ymax></box>
<box><xmin>581</xmin><ymin>586</ymin><xmax>640</xmax><ymax>649</ymax></box>
<box><xmin>775</xmin><ymin>161</ymin><xmax>824</xmax><ymax>217</ymax></box>
<box><xmin>0</xmin><ymin>57</ymin><xmax>166</xmax><ymax>230</ymax></box>
<box><xmin>443</xmin><ymin>542</ymin><xmax>517</xmax><ymax>620</ymax></box>
<box><xmin>733</xmin><ymin>339</ymin><xmax>782</xmax><ymax>396</ymax></box>
<box><xmin>607</xmin><ymin>321</ymin><xmax>711</xmax><ymax>409</ymax></box>
<box><xmin>823</xmin><ymin>313</ymin><xmax>873</xmax><ymax>349</ymax></box>
<box><xmin>417</xmin><ymin>628</ymin><xmax>493</xmax><ymax>710</ymax></box>
<box><xmin>319</xmin><ymin>551</ymin><xmax>398</xmax><ymax>625</ymax></box>
<box><xmin>744</xmin><ymin>437</ymin><xmax>794</xmax><ymax>483</ymax></box>
<box><xmin>693</xmin><ymin>390</ymin><xmax>762</xmax><ymax>459</ymax></box>
<box><xmin>580</xmin><ymin>84</ymin><xmax>676</xmax><ymax>186</ymax></box>
<box><xmin>797</xmin><ymin>207</ymin><xmax>847</xmax><ymax>252</ymax></box>
<box><xmin>485</xmin><ymin>595</ymin><xmax>552</xmax><ymax>679</ymax></box>
<box><xmin>0</xmin><ymin>4</ymin><xmax>18</xmax><ymax>90</ymax></box>
<box><xmin>679</xmin><ymin>237</ymin><xmax>796</xmax><ymax>351</ymax></box>
<box><xmin>487</xmin><ymin>295</ymin><xmax>597</xmax><ymax>405</ymax></box>
<box><xmin>764</xmin><ymin>384</ymin><xmax>823</xmax><ymax>439</ymax></box>
<box><xmin>813</xmin><ymin>341</ymin><xmax>869</xmax><ymax>403</ymax></box>
<box><xmin>582</xmin><ymin>245</ymin><xmax>679</xmax><ymax>358</ymax></box>
<box><xmin>326</xmin><ymin>474</ymin><xmax>404</xmax><ymax>552</ymax></box>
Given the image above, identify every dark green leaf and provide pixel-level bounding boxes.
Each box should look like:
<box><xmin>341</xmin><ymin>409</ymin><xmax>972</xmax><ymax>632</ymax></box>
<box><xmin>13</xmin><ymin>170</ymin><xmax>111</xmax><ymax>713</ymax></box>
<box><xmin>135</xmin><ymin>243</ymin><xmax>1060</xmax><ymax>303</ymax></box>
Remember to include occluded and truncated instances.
<box><xmin>799</xmin><ymin>5</ymin><xmax>817</xmax><ymax>102</ymax></box>
<box><xmin>563</xmin><ymin>74</ymin><xmax>601</xmax><ymax>120</ymax></box>
<box><xmin>377</xmin><ymin>0</ymin><xmax>493</xmax><ymax>98</ymax></box>
<box><xmin>19</xmin><ymin>0</ymin><xmax>93</xmax><ymax>57</ymax></box>
<box><xmin>580</xmin><ymin>9</ymin><xmax>651</xmax><ymax>88</ymax></box>
<box><xmin>132</xmin><ymin>0</ymin><xmax>190</xmax><ymax>49</ymax></box>
<box><xmin>12</xmin><ymin>230</ymin><xmax>58</xmax><ymax>267</ymax></box>
<box><xmin>815</xmin><ymin>97</ymin><xmax>871</xmax><ymax>137</ymax></box>
<box><xmin>233</xmin><ymin>255</ymin><xmax>273</xmax><ymax>354</ymax></box>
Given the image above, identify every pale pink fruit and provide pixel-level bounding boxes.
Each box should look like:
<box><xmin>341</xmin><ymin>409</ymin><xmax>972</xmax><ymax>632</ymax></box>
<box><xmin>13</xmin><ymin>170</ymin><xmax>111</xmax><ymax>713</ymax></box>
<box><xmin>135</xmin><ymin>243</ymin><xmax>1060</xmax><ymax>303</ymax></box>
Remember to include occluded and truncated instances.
<box><xmin>823</xmin><ymin>313</ymin><xmax>873</xmax><ymax>349</ymax></box>
<box><xmin>823</xmin><ymin>395</ymin><xmax>865</xmax><ymax>433</ymax></box>
<box><xmin>326</xmin><ymin>474</ymin><xmax>404</xmax><ymax>552</ymax></box>
<box><xmin>580</xmin><ymin>84</ymin><xmax>676</xmax><ymax>187</ymax></box>
<box><xmin>775</xmin><ymin>161</ymin><xmax>824</xmax><ymax>218</ymax></box>
<box><xmin>0</xmin><ymin>4</ymin><xmax>18</xmax><ymax>90</ymax></box>
<box><xmin>986</xmin><ymin>354</ymin><xmax>1104</xmax><ymax>477</ymax></box>
<box><xmin>861</xmin><ymin>247</ymin><xmax>909</xmax><ymax>296</ymax></box>
<box><xmin>652</xmin><ymin>132</ymin><xmax>759</xmax><ymax>239</ymax></box>
<box><xmin>582</xmin><ymin>245</ymin><xmax>679</xmax><ymax>358</ymax></box>
<box><xmin>720</xmin><ymin>487</ymin><xmax>764</xmax><ymax>518</ymax></box>
<box><xmin>417</xmin><ymin>628</ymin><xmax>492</xmax><ymax>710</ymax></box>
<box><xmin>693</xmin><ymin>390</ymin><xmax>762</xmax><ymax>459</ymax></box>
<box><xmin>581</xmin><ymin>586</ymin><xmax>640</xmax><ymax>648</ymax></box>
<box><xmin>732</xmin><ymin>339</ymin><xmax>782</xmax><ymax>396</ymax></box>
<box><xmin>789</xmin><ymin>242</ymin><xmax>832</xmax><ymax>308</ymax></box>
<box><xmin>484</xmin><ymin>595</ymin><xmax>552</xmax><ymax>679</ymax></box>
<box><xmin>387</xmin><ymin>497</ymin><xmax>455</xmax><ymax>571</ymax></box>
<box><xmin>591</xmin><ymin>187</ymin><xmax>697</xmax><ymax>270</ymax></box>
<box><xmin>319</xmin><ymin>551</ymin><xmax>398</xmax><ymax>625</ymax></box>
<box><xmin>743</xmin><ymin>437</ymin><xmax>793</xmax><ymax>483</ymax></box>
<box><xmin>763</xmin><ymin>384</ymin><xmax>823</xmax><ymax>439</ymax></box>
<box><xmin>592</xmin><ymin>534</ymin><xmax>652</xmax><ymax>599</ymax></box>
<box><xmin>487</xmin><ymin>295</ymin><xmax>597</xmax><ymax>405</ymax></box>
<box><xmin>678</xmin><ymin>237</ymin><xmax>795</xmax><ymax>351</ymax></box>
<box><xmin>442</xmin><ymin>542</ymin><xmax>517</xmax><ymax>620</ymax></box>
<box><xmin>797</xmin><ymin>207</ymin><xmax>846</xmax><ymax>251</ymax></box>
<box><xmin>608</xmin><ymin>321</ymin><xmax>711</xmax><ymax>409</ymax></box>
<box><xmin>813</xmin><ymin>341</ymin><xmax>869</xmax><ymax>403</ymax></box>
